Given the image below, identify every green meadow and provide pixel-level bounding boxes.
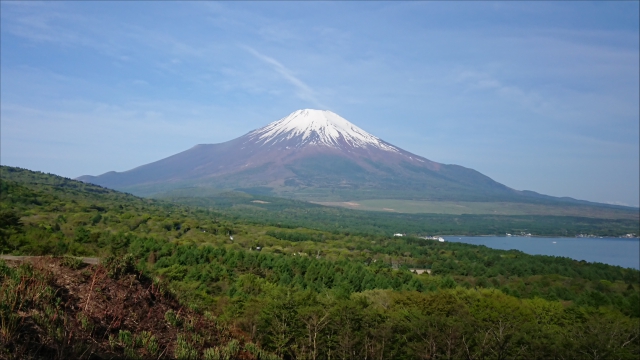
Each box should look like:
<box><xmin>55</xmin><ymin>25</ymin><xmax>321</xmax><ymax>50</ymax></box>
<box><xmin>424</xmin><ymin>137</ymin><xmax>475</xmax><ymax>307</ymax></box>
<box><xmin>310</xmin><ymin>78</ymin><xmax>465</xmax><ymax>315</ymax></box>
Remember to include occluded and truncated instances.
<box><xmin>316</xmin><ymin>199</ymin><xmax>639</xmax><ymax>219</ymax></box>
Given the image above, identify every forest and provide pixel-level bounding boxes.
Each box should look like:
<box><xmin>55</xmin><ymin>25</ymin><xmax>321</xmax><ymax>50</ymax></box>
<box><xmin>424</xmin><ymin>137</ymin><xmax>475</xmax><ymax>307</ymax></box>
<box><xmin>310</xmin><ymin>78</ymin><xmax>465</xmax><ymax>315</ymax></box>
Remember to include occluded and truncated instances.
<box><xmin>1</xmin><ymin>166</ymin><xmax>639</xmax><ymax>359</ymax></box>
<box><xmin>159</xmin><ymin>191</ymin><xmax>640</xmax><ymax>237</ymax></box>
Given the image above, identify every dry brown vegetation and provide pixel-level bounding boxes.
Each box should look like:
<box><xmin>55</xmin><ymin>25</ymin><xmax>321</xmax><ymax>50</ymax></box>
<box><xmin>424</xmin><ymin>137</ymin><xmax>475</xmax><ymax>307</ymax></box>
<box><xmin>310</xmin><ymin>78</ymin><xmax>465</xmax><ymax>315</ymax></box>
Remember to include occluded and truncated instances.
<box><xmin>0</xmin><ymin>257</ymin><xmax>276</xmax><ymax>360</ymax></box>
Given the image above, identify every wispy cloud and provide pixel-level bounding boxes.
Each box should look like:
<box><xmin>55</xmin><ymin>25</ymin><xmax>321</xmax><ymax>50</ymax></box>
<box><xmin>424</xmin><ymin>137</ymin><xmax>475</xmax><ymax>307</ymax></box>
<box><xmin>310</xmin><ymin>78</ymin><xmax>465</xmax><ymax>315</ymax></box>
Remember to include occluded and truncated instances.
<box><xmin>3</xmin><ymin>3</ymin><xmax>126</xmax><ymax>60</ymax></box>
<box><xmin>1</xmin><ymin>1</ymin><xmax>637</xmax><ymax>205</ymax></box>
<box><xmin>2</xmin><ymin>2</ymin><xmax>215</xmax><ymax>70</ymax></box>
<box><xmin>241</xmin><ymin>46</ymin><xmax>327</xmax><ymax>109</ymax></box>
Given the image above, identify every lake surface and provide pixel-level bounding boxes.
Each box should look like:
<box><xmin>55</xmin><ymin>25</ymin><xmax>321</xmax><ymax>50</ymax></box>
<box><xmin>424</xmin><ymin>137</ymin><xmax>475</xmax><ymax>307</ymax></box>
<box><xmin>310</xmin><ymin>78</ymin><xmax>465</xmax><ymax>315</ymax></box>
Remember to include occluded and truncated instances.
<box><xmin>443</xmin><ymin>236</ymin><xmax>640</xmax><ymax>269</ymax></box>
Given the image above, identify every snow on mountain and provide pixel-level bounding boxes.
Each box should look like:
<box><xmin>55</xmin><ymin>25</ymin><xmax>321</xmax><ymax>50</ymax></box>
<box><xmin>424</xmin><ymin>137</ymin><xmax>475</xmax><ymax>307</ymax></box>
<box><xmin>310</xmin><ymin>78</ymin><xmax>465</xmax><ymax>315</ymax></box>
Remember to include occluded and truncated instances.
<box><xmin>78</xmin><ymin>108</ymin><xmax>520</xmax><ymax>201</ymax></box>
<box><xmin>246</xmin><ymin>109</ymin><xmax>400</xmax><ymax>152</ymax></box>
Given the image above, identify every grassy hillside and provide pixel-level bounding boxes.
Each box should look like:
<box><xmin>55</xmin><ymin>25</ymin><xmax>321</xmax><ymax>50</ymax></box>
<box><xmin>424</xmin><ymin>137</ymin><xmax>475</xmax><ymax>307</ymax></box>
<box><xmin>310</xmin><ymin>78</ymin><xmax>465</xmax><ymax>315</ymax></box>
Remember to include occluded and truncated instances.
<box><xmin>1</xmin><ymin>166</ymin><xmax>639</xmax><ymax>359</ymax></box>
<box><xmin>315</xmin><ymin>199</ymin><xmax>639</xmax><ymax>219</ymax></box>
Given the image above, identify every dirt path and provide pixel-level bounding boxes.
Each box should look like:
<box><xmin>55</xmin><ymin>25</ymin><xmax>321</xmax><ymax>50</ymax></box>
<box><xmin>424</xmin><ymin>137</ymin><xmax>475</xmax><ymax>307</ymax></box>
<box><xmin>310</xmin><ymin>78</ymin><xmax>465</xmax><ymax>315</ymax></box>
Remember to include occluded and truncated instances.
<box><xmin>0</xmin><ymin>255</ymin><xmax>100</xmax><ymax>265</ymax></box>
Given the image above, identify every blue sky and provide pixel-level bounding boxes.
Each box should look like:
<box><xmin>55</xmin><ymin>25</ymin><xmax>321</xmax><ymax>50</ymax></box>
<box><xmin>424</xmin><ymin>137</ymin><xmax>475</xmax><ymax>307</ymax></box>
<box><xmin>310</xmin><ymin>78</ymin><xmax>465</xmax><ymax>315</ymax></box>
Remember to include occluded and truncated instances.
<box><xmin>1</xmin><ymin>1</ymin><xmax>638</xmax><ymax>207</ymax></box>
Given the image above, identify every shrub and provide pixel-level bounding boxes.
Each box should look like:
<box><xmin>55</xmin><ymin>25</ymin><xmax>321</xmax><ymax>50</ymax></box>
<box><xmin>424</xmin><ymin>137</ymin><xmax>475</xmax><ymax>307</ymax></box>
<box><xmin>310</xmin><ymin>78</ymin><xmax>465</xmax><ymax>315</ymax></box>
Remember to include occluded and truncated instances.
<box><xmin>225</xmin><ymin>339</ymin><xmax>240</xmax><ymax>358</ymax></box>
<box><xmin>203</xmin><ymin>347</ymin><xmax>221</xmax><ymax>360</ymax></box>
<box><xmin>103</xmin><ymin>253</ymin><xmax>136</xmax><ymax>279</ymax></box>
<box><xmin>118</xmin><ymin>330</ymin><xmax>133</xmax><ymax>347</ymax></box>
<box><xmin>140</xmin><ymin>331</ymin><xmax>159</xmax><ymax>355</ymax></box>
<box><xmin>61</xmin><ymin>255</ymin><xmax>83</xmax><ymax>270</ymax></box>
<box><xmin>124</xmin><ymin>347</ymin><xmax>140</xmax><ymax>360</ymax></box>
<box><xmin>165</xmin><ymin>309</ymin><xmax>183</xmax><ymax>327</ymax></box>
<box><xmin>174</xmin><ymin>334</ymin><xmax>197</xmax><ymax>360</ymax></box>
<box><xmin>77</xmin><ymin>313</ymin><xmax>93</xmax><ymax>332</ymax></box>
<box><xmin>244</xmin><ymin>342</ymin><xmax>260</xmax><ymax>356</ymax></box>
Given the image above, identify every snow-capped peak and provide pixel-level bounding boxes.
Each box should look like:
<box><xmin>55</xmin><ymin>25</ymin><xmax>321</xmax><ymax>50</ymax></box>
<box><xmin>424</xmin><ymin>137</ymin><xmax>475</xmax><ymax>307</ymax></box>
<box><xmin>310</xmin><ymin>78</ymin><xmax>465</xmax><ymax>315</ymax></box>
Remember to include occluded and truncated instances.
<box><xmin>247</xmin><ymin>109</ymin><xmax>399</xmax><ymax>152</ymax></box>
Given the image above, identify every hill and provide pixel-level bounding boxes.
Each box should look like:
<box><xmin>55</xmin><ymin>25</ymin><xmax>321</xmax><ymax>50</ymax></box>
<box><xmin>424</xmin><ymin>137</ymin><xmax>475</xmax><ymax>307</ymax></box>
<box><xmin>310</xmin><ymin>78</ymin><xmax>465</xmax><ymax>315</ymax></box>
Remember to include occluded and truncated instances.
<box><xmin>1</xmin><ymin>256</ymin><xmax>269</xmax><ymax>360</ymax></box>
<box><xmin>2</xmin><ymin>166</ymin><xmax>639</xmax><ymax>359</ymax></box>
<box><xmin>4</xmin><ymin>166</ymin><xmax>638</xmax><ymax>237</ymax></box>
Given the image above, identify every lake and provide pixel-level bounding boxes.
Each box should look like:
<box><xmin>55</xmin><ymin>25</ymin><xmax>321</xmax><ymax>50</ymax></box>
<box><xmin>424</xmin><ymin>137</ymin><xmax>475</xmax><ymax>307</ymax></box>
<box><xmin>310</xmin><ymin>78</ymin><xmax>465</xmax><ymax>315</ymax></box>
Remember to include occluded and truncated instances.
<box><xmin>443</xmin><ymin>236</ymin><xmax>640</xmax><ymax>269</ymax></box>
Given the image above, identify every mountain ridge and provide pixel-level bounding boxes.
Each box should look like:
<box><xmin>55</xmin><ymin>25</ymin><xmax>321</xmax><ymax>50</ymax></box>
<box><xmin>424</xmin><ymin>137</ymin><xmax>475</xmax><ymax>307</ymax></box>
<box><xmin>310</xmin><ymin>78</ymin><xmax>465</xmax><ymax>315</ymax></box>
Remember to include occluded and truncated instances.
<box><xmin>77</xmin><ymin>109</ymin><xmax>611</xmax><ymax>206</ymax></box>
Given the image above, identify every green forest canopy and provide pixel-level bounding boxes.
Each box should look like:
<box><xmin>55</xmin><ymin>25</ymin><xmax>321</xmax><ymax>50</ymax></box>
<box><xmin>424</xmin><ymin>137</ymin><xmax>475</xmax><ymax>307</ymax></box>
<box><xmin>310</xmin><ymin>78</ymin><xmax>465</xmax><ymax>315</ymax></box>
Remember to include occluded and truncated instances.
<box><xmin>1</xmin><ymin>165</ymin><xmax>639</xmax><ymax>359</ymax></box>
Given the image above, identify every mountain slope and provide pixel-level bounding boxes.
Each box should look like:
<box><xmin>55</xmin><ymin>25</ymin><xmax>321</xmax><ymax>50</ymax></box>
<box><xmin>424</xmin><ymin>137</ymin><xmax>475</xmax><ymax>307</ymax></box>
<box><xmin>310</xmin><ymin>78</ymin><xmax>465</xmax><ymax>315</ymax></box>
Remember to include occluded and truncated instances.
<box><xmin>3</xmin><ymin>165</ymin><xmax>637</xmax><ymax>239</ymax></box>
<box><xmin>77</xmin><ymin>110</ymin><xmax>587</xmax><ymax>204</ymax></box>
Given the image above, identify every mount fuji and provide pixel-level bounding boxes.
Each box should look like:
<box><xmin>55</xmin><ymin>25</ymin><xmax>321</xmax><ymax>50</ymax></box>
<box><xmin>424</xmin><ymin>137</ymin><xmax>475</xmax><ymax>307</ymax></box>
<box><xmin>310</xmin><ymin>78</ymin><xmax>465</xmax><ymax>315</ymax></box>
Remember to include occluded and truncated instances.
<box><xmin>77</xmin><ymin>109</ymin><xmax>563</xmax><ymax>203</ymax></box>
